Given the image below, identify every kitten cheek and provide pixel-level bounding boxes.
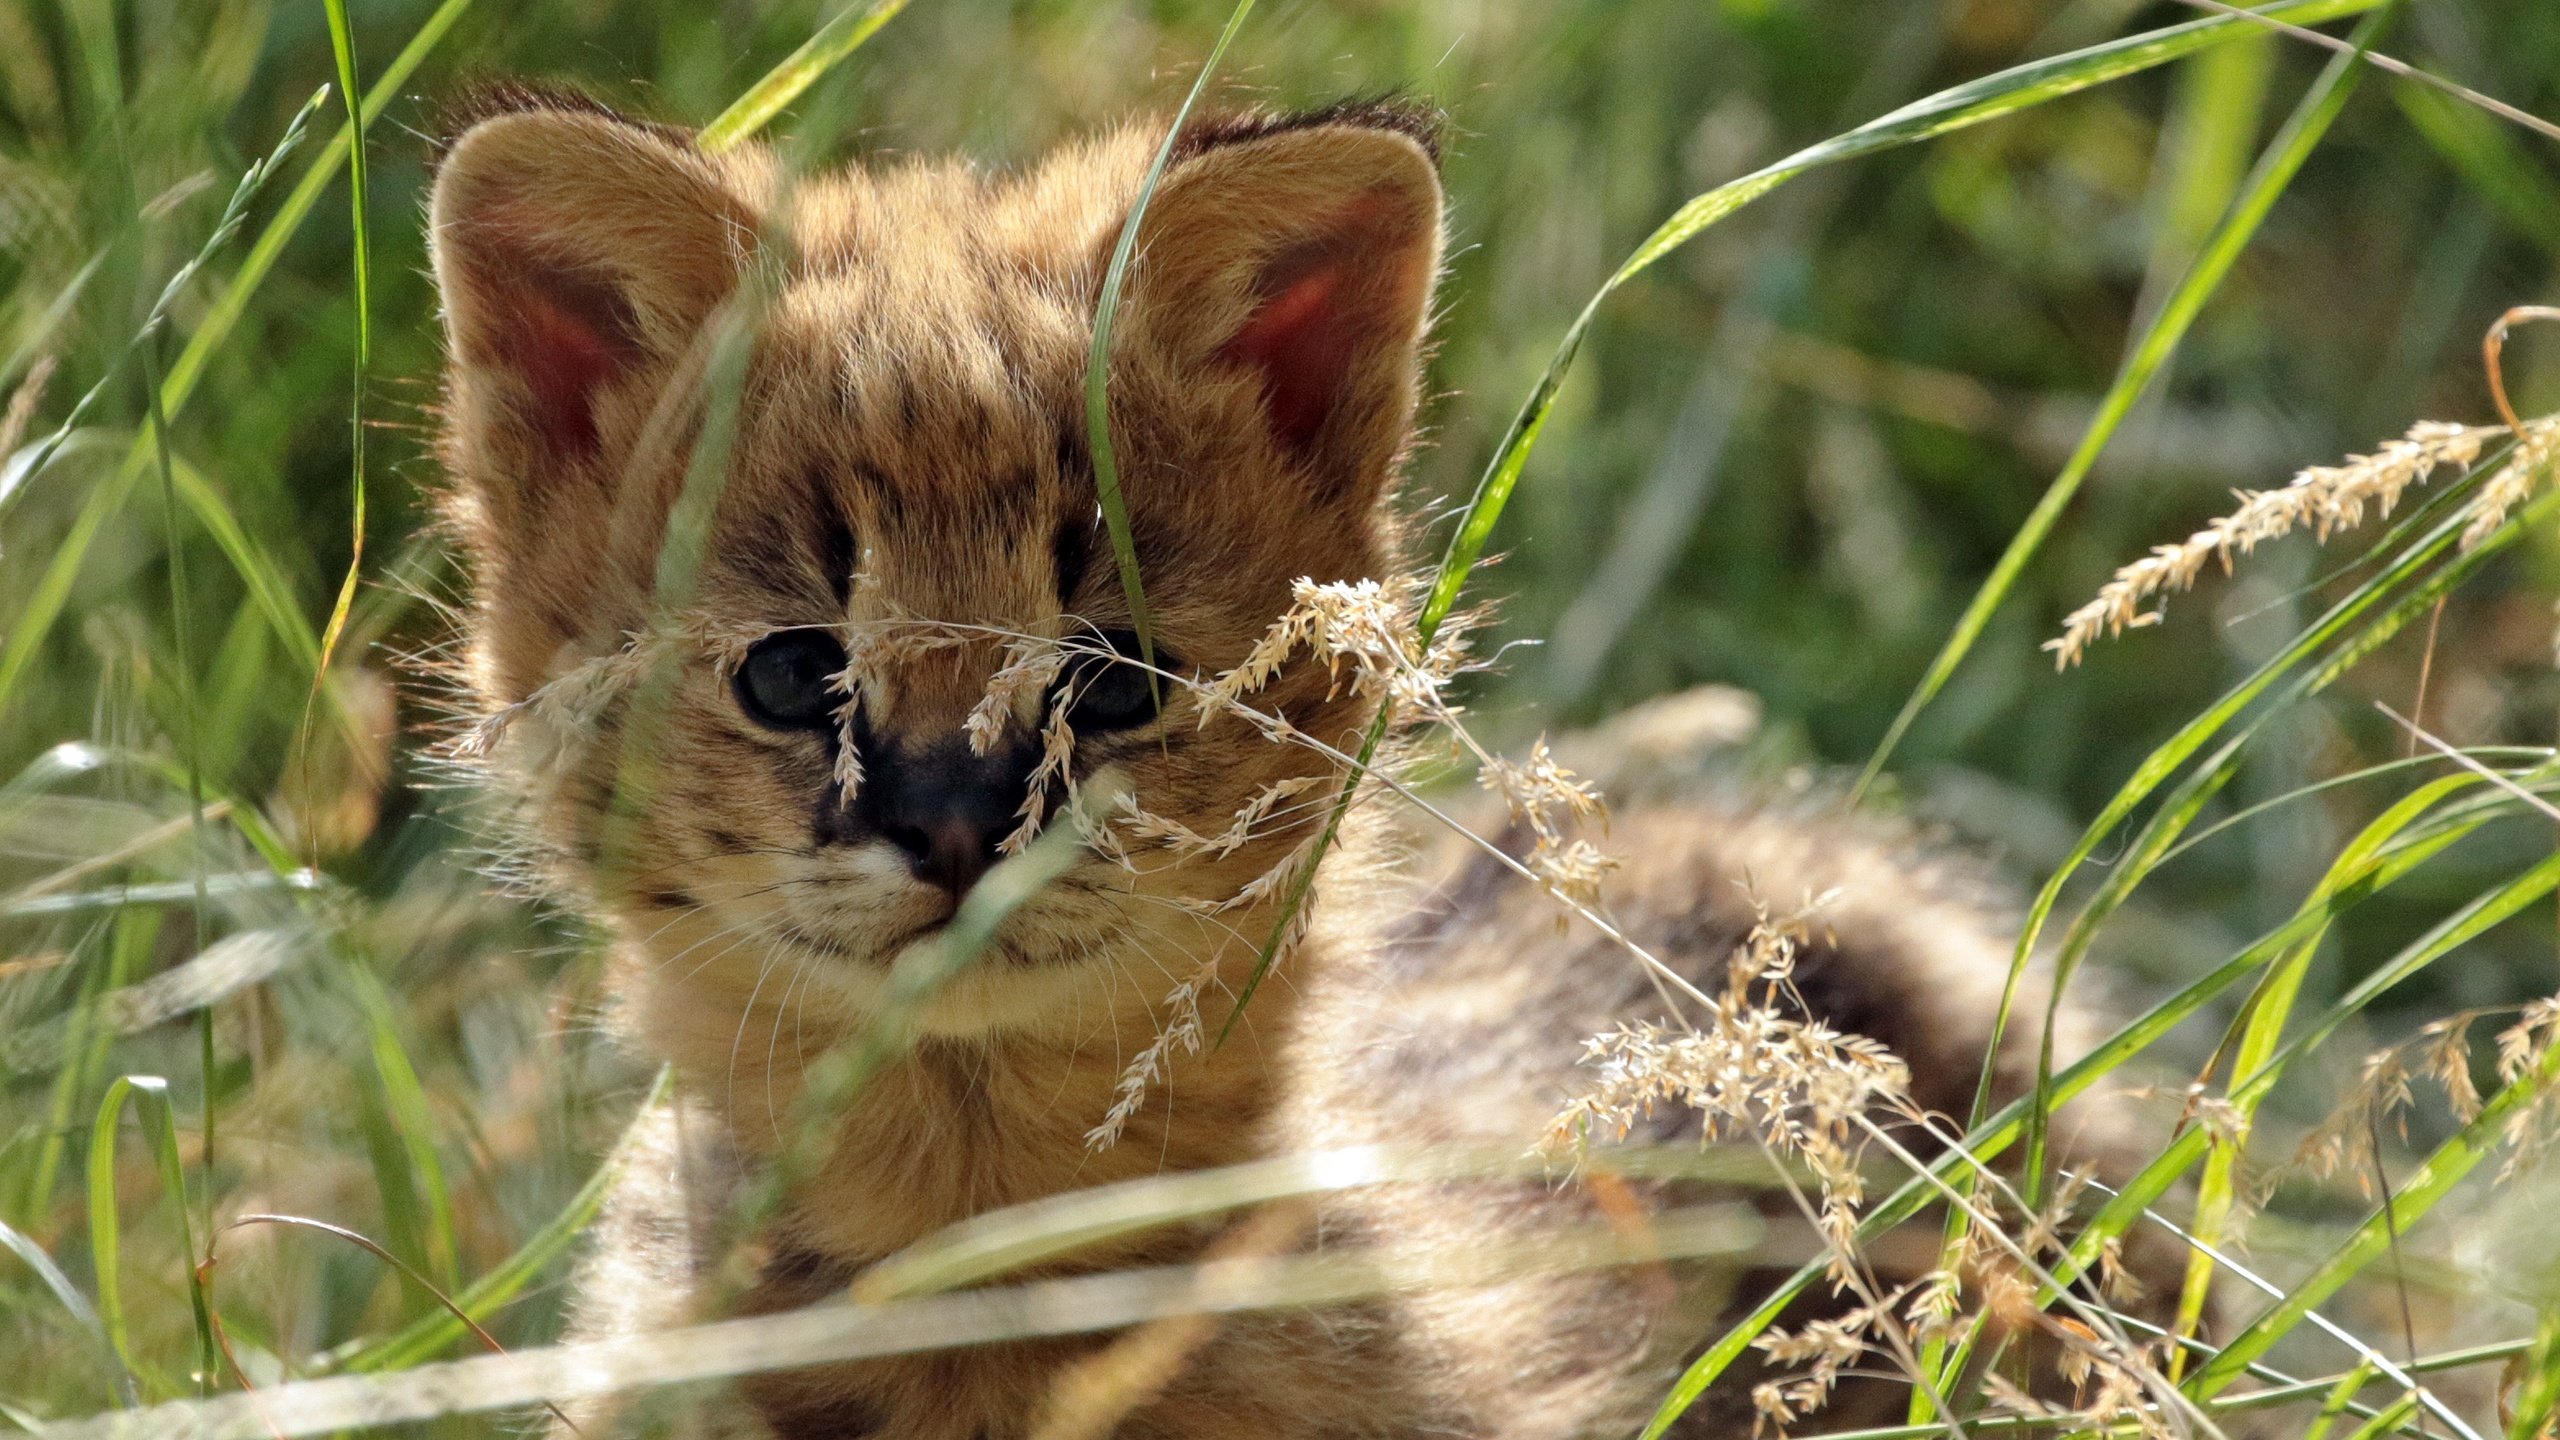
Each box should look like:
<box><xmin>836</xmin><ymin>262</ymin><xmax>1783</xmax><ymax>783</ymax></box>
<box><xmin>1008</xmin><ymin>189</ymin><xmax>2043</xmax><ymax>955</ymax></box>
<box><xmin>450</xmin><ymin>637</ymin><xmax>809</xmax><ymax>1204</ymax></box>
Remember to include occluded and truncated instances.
<box><xmin>678</xmin><ymin>851</ymin><xmax>789</xmax><ymax>903</ymax></box>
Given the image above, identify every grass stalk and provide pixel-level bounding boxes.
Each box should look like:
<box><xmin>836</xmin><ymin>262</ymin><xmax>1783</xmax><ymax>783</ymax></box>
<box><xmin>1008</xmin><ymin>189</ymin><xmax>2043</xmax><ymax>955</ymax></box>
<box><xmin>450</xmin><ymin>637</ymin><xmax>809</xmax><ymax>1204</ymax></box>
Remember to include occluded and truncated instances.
<box><xmin>1083</xmin><ymin>0</ymin><xmax>1260</xmax><ymax>696</ymax></box>
<box><xmin>1226</xmin><ymin>0</ymin><xmax>2389</xmax><ymax>1043</ymax></box>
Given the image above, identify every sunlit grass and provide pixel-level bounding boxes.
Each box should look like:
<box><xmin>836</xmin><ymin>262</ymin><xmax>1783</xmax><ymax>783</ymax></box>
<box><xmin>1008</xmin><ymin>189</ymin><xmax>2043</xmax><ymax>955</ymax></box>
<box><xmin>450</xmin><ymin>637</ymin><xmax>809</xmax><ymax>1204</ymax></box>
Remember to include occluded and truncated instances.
<box><xmin>5</xmin><ymin>1</ymin><xmax>2560</xmax><ymax>1437</ymax></box>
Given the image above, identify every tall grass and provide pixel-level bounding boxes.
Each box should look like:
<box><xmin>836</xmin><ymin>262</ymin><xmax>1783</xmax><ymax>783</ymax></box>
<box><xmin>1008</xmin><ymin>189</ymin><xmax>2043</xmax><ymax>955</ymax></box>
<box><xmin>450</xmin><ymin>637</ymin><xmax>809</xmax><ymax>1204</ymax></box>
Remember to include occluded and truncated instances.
<box><xmin>5</xmin><ymin>1</ymin><xmax>2560</xmax><ymax>1437</ymax></box>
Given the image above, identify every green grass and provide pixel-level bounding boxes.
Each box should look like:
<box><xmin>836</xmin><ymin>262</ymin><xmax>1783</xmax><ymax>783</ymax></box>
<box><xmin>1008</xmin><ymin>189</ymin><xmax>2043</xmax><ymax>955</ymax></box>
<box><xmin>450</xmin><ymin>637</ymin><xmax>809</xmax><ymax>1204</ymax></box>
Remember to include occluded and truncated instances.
<box><xmin>6</xmin><ymin>0</ymin><xmax>2560</xmax><ymax>1435</ymax></box>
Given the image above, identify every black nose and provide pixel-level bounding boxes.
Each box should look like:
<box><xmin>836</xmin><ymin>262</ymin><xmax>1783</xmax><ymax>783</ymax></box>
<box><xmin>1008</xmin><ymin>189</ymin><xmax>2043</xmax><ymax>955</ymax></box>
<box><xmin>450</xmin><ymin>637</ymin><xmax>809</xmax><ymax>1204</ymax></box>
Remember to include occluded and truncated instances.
<box><xmin>850</xmin><ymin>734</ymin><xmax>1033</xmax><ymax>897</ymax></box>
<box><xmin>887</xmin><ymin>815</ymin><xmax>1001</xmax><ymax>895</ymax></box>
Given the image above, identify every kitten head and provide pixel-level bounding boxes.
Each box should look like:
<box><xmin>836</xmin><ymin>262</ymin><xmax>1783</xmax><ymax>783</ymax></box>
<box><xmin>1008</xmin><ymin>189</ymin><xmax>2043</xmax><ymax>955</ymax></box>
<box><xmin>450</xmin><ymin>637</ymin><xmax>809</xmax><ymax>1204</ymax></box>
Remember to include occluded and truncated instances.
<box><xmin>430</xmin><ymin>93</ymin><xmax>1443</xmax><ymax>1043</ymax></box>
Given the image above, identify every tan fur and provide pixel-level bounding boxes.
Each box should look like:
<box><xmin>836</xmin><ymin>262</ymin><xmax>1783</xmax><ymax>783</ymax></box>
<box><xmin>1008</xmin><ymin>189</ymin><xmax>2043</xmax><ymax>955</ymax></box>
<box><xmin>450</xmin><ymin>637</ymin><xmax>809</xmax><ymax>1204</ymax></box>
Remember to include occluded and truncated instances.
<box><xmin>429</xmin><ymin>96</ymin><xmax>2142</xmax><ymax>1438</ymax></box>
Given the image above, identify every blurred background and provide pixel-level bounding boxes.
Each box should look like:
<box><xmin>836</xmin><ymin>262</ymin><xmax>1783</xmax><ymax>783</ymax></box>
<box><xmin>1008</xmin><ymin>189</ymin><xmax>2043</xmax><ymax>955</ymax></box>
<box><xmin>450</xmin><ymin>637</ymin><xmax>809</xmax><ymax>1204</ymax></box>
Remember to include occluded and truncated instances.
<box><xmin>6</xmin><ymin>0</ymin><xmax>2560</xmax><ymax>1407</ymax></box>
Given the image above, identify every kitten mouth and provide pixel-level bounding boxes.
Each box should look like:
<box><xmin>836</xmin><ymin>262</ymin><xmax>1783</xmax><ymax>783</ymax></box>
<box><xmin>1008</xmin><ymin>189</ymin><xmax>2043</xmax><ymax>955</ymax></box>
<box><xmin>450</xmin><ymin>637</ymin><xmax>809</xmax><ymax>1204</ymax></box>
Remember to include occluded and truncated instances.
<box><xmin>775</xmin><ymin>884</ymin><xmax>1091</xmax><ymax>971</ymax></box>
<box><xmin>772</xmin><ymin>918</ymin><xmax>938</xmax><ymax>966</ymax></box>
<box><xmin>782</xmin><ymin>911</ymin><xmax>973</xmax><ymax>968</ymax></box>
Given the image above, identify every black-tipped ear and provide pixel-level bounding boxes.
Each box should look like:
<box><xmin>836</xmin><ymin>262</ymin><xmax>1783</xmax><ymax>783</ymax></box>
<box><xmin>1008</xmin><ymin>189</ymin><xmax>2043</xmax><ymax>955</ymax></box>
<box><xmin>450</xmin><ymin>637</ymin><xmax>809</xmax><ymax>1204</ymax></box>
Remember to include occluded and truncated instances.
<box><xmin>1167</xmin><ymin>98</ymin><xmax>1444</xmax><ymax>168</ymax></box>
<box><xmin>430</xmin><ymin>106</ymin><xmax>757</xmax><ymax>468</ymax></box>
<box><xmin>1121</xmin><ymin>105</ymin><xmax>1445</xmax><ymax>501</ymax></box>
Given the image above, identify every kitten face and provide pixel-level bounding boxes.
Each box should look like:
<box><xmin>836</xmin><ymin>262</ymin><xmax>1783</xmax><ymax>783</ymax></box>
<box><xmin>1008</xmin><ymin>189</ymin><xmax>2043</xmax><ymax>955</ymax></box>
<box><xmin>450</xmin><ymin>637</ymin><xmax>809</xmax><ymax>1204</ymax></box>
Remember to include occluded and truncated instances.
<box><xmin>430</xmin><ymin>98</ymin><xmax>1442</xmax><ymax>1039</ymax></box>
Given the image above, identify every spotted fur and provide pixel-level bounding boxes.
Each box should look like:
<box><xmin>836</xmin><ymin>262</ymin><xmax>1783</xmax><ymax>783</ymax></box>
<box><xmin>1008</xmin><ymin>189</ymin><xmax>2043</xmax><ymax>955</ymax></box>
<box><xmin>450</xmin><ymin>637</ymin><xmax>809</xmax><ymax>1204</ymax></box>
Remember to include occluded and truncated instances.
<box><xmin>429</xmin><ymin>94</ymin><xmax>2147</xmax><ymax>1439</ymax></box>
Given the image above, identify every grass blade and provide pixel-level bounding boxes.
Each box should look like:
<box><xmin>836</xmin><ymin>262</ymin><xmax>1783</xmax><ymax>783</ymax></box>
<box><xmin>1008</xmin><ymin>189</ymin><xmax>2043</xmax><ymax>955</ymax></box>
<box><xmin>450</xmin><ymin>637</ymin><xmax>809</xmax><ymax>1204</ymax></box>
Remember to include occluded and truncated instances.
<box><xmin>2145</xmin><ymin>27</ymin><xmax>2275</xmax><ymax>290</ymax></box>
<box><xmin>2395</xmin><ymin>83</ymin><xmax>2560</xmax><ymax>256</ymax></box>
<box><xmin>300</xmin><ymin>0</ymin><xmax>373</xmax><ymax>811</ymax></box>
<box><xmin>0</xmin><ymin>1214</ymin><xmax>136</xmax><ymax>1407</ymax></box>
<box><xmin>1083</xmin><ymin>0</ymin><xmax>1258</xmax><ymax>692</ymax></box>
<box><xmin>1924</xmin><ymin>756</ymin><xmax>2506</xmax><ymax>1411</ymax></box>
<box><xmin>87</xmin><ymin>1074</ymin><xmax>214</xmax><ymax>1399</ymax></box>
<box><xmin>1975</xmin><ymin>438</ymin><xmax>2530</xmax><ymax>1158</ymax></box>
<box><xmin>1424</xmin><ymin>0</ymin><xmax>2382</xmax><ymax>644</ymax></box>
<box><xmin>856</xmin><ymin>1141</ymin><xmax>1781</xmax><ymax>1305</ymax></box>
<box><xmin>2019</xmin><ymin>778</ymin><xmax>2557</xmax><ymax>1324</ymax></box>
<box><xmin>2060</xmin><ymin>847</ymin><xmax>2560</xmax><ymax>1339</ymax></box>
<box><xmin>2308</xmin><ymin>1363</ymin><xmax>2383</xmax><ymax>1440</ymax></box>
<box><xmin>341</xmin><ymin>1069</ymin><xmax>675</xmax><ymax>1374</ymax></box>
<box><xmin>46</xmin><ymin>1204</ymin><xmax>1764</xmax><ymax>1439</ymax></box>
<box><xmin>0</xmin><ymin>0</ymin><xmax>473</xmax><ymax>716</ymax></box>
<box><xmin>201</xmin><ymin>1213</ymin><xmax>579</xmax><ymax>1434</ymax></box>
<box><xmin>2167</xmin><ymin>772</ymin><xmax>2481</xmax><ymax>1369</ymax></box>
<box><xmin>1226</xmin><ymin>0</ymin><xmax>2388</xmax><ymax>1040</ymax></box>
<box><xmin>136</xmin><ymin>309</ymin><xmax>217</xmax><ymax>1271</ymax></box>
<box><xmin>2511</xmin><ymin>1310</ymin><xmax>2560</xmax><ymax>1440</ymax></box>
<box><xmin>0</xmin><ymin>89</ymin><xmax>328</xmax><ymax>524</ymax></box>
<box><xmin>167</xmin><ymin>454</ymin><xmax>322</xmax><ymax>676</ymax></box>
<box><xmin>1899</xmin><ymin>472</ymin><xmax>2551</xmax><ymax>1411</ymax></box>
<box><xmin>2186</xmin><ymin>1031</ymin><xmax>2560</xmax><ymax>1402</ymax></box>
<box><xmin>1854</xmin><ymin>2</ymin><xmax>2397</xmax><ymax>798</ymax></box>
<box><xmin>2156</xmin><ymin>747</ymin><xmax>2558</xmax><ymax>866</ymax></box>
<box><xmin>342</xmin><ymin>966</ymin><xmax>458</xmax><ymax>1293</ymax></box>
<box><xmin>1639</xmin><ymin>745</ymin><xmax>2551</xmax><ymax>1436</ymax></box>
<box><xmin>1914</xmin><ymin>726</ymin><xmax>2250</xmax><ymax>1412</ymax></box>
<box><xmin>736</xmin><ymin>820</ymin><xmax>1090</xmax><ymax>1231</ymax></box>
<box><xmin>698</xmin><ymin>0</ymin><xmax>913</xmax><ymax>153</ymax></box>
<box><xmin>2344</xmin><ymin>1395</ymin><xmax>2424</xmax><ymax>1440</ymax></box>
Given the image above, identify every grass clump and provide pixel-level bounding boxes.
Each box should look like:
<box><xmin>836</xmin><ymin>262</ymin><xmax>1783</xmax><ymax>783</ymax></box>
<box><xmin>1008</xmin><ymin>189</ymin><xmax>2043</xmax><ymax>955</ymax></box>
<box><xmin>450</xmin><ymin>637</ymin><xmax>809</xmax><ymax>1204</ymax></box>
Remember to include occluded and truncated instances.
<box><xmin>8</xmin><ymin>2</ymin><xmax>2560</xmax><ymax>1438</ymax></box>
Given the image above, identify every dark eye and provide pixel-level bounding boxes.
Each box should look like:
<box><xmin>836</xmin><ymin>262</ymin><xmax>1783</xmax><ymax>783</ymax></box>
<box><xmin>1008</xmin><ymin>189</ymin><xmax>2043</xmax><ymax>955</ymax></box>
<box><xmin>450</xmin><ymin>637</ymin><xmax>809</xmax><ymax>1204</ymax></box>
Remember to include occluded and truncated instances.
<box><xmin>1063</xmin><ymin>629</ymin><xmax>1175</xmax><ymax>732</ymax></box>
<box><xmin>735</xmin><ymin>630</ymin><xmax>849</xmax><ymax>731</ymax></box>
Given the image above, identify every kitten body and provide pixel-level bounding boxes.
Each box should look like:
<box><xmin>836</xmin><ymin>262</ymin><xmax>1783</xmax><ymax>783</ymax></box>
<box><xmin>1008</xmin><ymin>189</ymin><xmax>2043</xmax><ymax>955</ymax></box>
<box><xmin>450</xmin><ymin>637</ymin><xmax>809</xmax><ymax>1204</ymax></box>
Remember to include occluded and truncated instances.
<box><xmin>429</xmin><ymin>94</ymin><xmax>2133</xmax><ymax>1438</ymax></box>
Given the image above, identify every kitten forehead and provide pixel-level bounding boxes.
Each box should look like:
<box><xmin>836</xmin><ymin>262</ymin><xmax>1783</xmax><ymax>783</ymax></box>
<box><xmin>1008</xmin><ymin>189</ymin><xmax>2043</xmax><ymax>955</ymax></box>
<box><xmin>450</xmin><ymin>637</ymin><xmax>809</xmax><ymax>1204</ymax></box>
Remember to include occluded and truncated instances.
<box><xmin>757</xmin><ymin>282</ymin><xmax>1070</xmax><ymax>486</ymax></box>
<box><xmin>724</xmin><ymin>280</ymin><xmax>1082</xmax><ymax>633</ymax></box>
<box><xmin>786</xmin><ymin>142</ymin><xmax>1136</xmax><ymax>294</ymax></box>
<box><xmin>720</xmin><ymin>152</ymin><xmax>1127</xmax><ymax>581</ymax></box>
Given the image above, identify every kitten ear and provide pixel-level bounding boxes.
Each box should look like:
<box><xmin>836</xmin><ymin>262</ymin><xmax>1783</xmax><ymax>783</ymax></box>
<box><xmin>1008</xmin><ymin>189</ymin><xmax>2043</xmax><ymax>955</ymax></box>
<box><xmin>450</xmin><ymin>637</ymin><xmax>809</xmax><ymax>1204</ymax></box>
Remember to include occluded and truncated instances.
<box><xmin>1123</xmin><ymin>107</ymin><xmax>1444</xmax><ymax>501</ymax></box>
<box><xmin>430</xmin><ymin>106</ymin><xmax>757</xmax><ymax>478</ymax></box>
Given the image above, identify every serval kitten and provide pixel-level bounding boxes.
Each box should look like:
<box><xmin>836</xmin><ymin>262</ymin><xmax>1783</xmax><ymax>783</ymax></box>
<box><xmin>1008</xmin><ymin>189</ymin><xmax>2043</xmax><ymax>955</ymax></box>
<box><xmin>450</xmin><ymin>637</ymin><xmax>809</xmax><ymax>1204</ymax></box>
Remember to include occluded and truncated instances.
<box><xmin>430</xmin><ymin>89</ymin><xmax>2148</xmax><ymax>1439</ymax></box>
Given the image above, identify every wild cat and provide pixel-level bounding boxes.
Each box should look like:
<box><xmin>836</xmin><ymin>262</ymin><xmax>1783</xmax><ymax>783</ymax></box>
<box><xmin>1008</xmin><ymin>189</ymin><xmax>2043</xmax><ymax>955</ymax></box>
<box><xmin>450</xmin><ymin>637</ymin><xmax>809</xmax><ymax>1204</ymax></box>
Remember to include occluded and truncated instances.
<box><xmin>428</xmin><ymin>88</ymin><xmax>2144</xmax><ymax>1438</ymax></box>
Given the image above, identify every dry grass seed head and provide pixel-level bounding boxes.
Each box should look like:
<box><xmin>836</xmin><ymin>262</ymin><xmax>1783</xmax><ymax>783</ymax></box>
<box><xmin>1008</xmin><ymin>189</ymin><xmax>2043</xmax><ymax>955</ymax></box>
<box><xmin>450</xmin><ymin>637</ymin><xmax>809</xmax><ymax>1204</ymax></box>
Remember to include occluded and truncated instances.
<box><xmin>1086</xmin><ymin>956</ymin><xmax>1218</xmax><ymax>1153</ymax></box>
<box><xmin>2279</xmin><ymin>995</ymin><xmax>2560</xmax><ymax>1195</ymax></box>
<box><xmin>2460</xmin><ymin>421</ymin><xmax>2560</xmax><ymax>550</ymax></box>
<box><xmin>2420</xmin><ymin>1014</ymin><xmax>2485</xmax><ymax>1124</ymax></box>
<box><xmin>2048</xmin><ymin>419</ymin><xmax>2502</xmax><ymax>668</ymax></box>
<box><xmin>1749</xmin><ymin>1308</ymin><xmax>1874</xmax><ymax>1435</ymax></box>
<box><xmin>1111</xmin><ymin>775</ymin><xmax>1327</xmax><ymax>862</ymax></box>
<box><xmin>1480</xmin><ymin>737</ymin><xmax>1620</xmax><ymax>909</ymax></box>
<box><xmin>1206</xmin><ymin>575</ymin><xmax>1469</xmax><ymax>719</ymax></box>
<box><xmin>971</xmin><ymin>634</ymin><xmax>1068</xmax><ymax>757</ymax></box>
<box><xmin>1547</xmin><ymin>902</ymin><xmax>1914</xmax><ymax>1281</ymax></box>
<box><xmin>1000</xmin><ymin>698</ymin><xmax>1079</xmax><ymax>855</ymax></box>
<box><xmin>449</xmin><ymin>625</ymin><xmax>672</xmax><ymax>760</ymax></box>
<box><xmin>2494</xmin><ymin>995</ymin><xmax>2560</xmax><ymax>1179</ymax></box>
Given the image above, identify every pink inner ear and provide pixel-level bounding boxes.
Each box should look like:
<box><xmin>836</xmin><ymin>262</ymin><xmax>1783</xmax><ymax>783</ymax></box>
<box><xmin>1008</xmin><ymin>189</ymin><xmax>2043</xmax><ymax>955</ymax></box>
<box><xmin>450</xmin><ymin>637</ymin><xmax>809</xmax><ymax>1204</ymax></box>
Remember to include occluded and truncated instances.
<box><xmin>1220</xmin><ymin>258</ymin><xmax>1358</xmax><ymax>453</ymax></box>
<box><xmin>480</xmin><ymin>253</ymin><xmax>642</xmax><ymax>459</ymax></box>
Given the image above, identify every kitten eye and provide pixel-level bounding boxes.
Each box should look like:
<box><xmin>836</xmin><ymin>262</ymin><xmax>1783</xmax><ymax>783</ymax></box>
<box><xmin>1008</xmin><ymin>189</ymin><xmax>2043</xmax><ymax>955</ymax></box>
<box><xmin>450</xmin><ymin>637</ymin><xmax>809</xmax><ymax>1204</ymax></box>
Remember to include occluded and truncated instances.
<box><xmin>736</xmin><ymin>630</ymin><xmax>849</xmax><ymax>731</ymax></box>
<box><xmin>1063</xmin><ymin>629</ymin><xmax>1175</xmax><ymax>733</ymax></box>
